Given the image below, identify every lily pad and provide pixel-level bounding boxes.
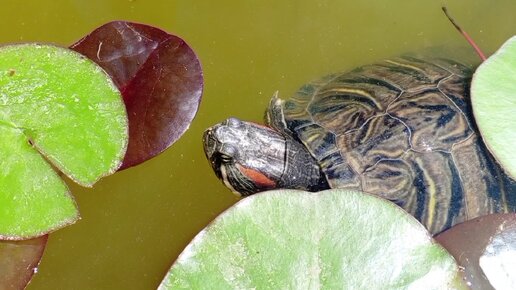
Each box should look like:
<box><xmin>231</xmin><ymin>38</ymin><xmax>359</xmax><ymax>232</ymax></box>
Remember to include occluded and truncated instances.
<box><xmin>435</xmin><ymin>214</ymin><xmax>516</xmax><ymax>290</ymax></box>
<box><xmin>159</xmin><ymin>189</ymin><xmax>466</xmax><ymax>289</ymax></box>
<box><xmin>0</xmin><ymin>43</ymin><xmax>128</xmax><ymax>239</ymax></box>
<box><xmin>0</xmin><ymin>235</ymin><xmax>47</xmax><ymax>289</ymax></box>
<box><xmin>471</xmin><ymin>35</ymin><xmax>516</xmax><ymax>179</ymax></box>
<box><xmin>71</xmin><ymin>21</ymin><xmax>203</xmax><ymax>169</ymax></box>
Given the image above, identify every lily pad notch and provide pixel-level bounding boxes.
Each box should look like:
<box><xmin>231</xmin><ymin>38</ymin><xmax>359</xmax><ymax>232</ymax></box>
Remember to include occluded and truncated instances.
<box><xmin>0</xmin><ymin>43</ymin><xmax>128</xmax><ymax>240</ymax></box>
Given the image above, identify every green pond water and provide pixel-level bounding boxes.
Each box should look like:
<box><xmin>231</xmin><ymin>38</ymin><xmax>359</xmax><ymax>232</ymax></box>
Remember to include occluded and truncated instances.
<box><xmin>0</xmin><ymin>0</ymin><xmax>515</xmax><ymax>289</ymax></box>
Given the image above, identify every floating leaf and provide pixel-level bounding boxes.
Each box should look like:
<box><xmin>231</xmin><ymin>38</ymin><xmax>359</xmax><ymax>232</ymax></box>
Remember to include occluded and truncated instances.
<box><xmin>159</xmin><ymin>189</ymin><xmax>465</xmax><ymax>289</ymax></box>
<box><xmin>471</xmin><ymin>35</ymin><xmax>516</xmax><ymax>179</ymax></box>
<box><xmin>435</xmin><ymin>214</ymin><xmax>516</xmax><ymax>290</ymax></box>
<box><xmin>0</xmin><ymin>44</ymin><xmax>128</xmax><ymax>239</ymax></box>
<box><xmin>71</xmin><ymin>21</ymin><xmax>203</xmax><ymax>169</ymax></box>
<box><xmin>0</xmin><ymin>235</ymin><xmax>47</xmax><ymax>289</ymax></box>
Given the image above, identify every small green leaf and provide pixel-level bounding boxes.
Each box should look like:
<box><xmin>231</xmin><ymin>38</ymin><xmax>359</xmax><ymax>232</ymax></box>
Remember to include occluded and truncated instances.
<box><xmin>159</xmin><ymin>189</ymin><xmax>465</xmax><ymax>289</ymax></box>
<box><xmin>0</xmin><ymin>125</ymin><xmax>78</xmax><ymax>239</ymax></box>
<box><xmin>471</xmin><ymin>36</ymin><xmax>516</xmax><ymax>179</ymax></box>
<box><xmin>0</xmin><ymin>44</ymin><xmax>128</xmax><ymax>239</ymax></box>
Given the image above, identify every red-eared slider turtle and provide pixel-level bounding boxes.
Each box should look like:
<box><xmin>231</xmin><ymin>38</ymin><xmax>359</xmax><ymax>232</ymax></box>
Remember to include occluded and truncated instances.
<box><xmin>203</xmin><ymin>56</ymin><xmax>516</xmax><ymax>234</ymax></box>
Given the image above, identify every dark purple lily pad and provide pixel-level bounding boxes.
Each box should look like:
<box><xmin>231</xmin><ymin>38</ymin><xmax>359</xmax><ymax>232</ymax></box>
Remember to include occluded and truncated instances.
<box><xmin>71</xmin><ymin>21</ymin><xmax>203</xmax><ymax>169</ymax></box>
<box><xmin>0</xmin><ymin>235</ymin><xmax>48</xmax><ymax>289</ymax></box>
<box><xmin>435</xmin><ymin>213</ymin><xmax>516</xmax><ymax>289</ymax></box>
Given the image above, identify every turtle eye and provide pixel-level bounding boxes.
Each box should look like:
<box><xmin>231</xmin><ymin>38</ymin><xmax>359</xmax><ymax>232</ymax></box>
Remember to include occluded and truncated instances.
<box><xmin>219</xmin><ymin>153</ymin><xmax>233</xmax><ymax>163</ymax></box>
<box><xmin>219</xmin><ymin>144</ymin><xmax>237</xmax><ymax>163</ymax></box>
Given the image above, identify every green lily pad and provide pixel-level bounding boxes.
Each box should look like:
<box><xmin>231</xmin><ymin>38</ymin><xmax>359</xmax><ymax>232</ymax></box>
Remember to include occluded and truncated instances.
<box><xmin>159</xmin><ymin>189</ymin><xmax>466</xmax><ymax>289</ymax></box>
<box><xmin>471</xmin><ymin>36</ymin><xmax>516</xmax><ymax>179</ymax></box>
<box><xmin>0</xmin><ymin>44</ymin><xmax>128</xmax><ymax>239</ymax></box>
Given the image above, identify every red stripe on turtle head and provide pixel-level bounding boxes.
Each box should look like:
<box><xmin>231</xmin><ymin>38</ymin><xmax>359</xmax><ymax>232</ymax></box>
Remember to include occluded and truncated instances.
<box><xmin>236</xmin><ymin>164</ymin><xmax>277</xmax><ymax>189</ymax></box>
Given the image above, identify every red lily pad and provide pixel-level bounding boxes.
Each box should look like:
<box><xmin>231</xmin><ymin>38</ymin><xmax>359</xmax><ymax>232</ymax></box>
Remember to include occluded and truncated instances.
<box><xmin>435</xmin><ymin>214</ymin><xmax>516</xmax><ymax>289</ymax></box>
<box><xmin>70</xmin><ymin>21</ymin><xmax>203</xmax><ymax>169</ymax></box>
<box><xmin>0</xmin><ymin>235</ymin><xmax>47</xmax><ymax>289</ymax></box>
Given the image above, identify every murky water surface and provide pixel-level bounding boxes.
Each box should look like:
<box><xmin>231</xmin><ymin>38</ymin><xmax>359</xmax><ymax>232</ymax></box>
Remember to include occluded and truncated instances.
<box><xmin>0</xmin><ymin>1</ymin><xmax>515</xmax><ymax>289</ymax></box>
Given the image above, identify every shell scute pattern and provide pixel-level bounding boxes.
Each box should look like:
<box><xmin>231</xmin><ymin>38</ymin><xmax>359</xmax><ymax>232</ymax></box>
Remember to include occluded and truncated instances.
<box><xmin>361</xmin><ymin>158</ymin><xmax>413</xmax><ymax>201</ymax></box>
<box><xmin>388</xmin><ymin>89</ymin><xmax>474</xmax><ymax>152</ymax></box>
<box><xmin>352</xmin><ymin>58</ymin><xmax>447</xmax><ymax>93</ymax></box>
<box><xmin>407</xmin><ymin>150</ymin><xmax>461</xmax><ymax>231</ymax></box>
<box><xmin>309</xmin><ymin>87</ymin><xmax>383</xmax><ymax>136</ymax></box>
<box><xmin>275</xmin><ymin>56</ymin><xmax>515</xmax><ymax>233</ymax></box>
<box><xmin>450</xmin><ymin>135</ymin><xmax>508</xmax><ymax>215</ymax></box>
<box><xmin>339</xmin><ymin>114</ymin><xmax>410</xmax><ymax>174</ymax></box>
<box><xmin>295</xmin><ymin>123</ymin><xmax>337</xmax><ymax>161</ymax></box>
<box><xmin>437</xmin><ymin>74</ymin><xmax>475</xmax><ymax>128</ymax></box>
<box><xmin>318</xmin><ymin>151</ymin><xmax>360</xmax><ymax>188</ymax></box>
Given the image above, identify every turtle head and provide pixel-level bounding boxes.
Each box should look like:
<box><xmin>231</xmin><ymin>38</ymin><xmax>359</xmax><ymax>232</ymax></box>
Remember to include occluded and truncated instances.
<box><xmin>203</xmin><ymin>117</ymin><xmax>285</xmax><ymax>196</ymax></box>
<box><xmin>203</xmin><ymin>117</ymin><xmax>327</xmax><ymax>196</ymax></box>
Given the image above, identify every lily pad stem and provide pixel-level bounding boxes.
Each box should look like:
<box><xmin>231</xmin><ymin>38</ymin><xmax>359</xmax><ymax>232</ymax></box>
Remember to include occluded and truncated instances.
<box><xmin>442</xmin><ymin>6</ymin><xmax>487</xmax><ymax>62</ymax></box>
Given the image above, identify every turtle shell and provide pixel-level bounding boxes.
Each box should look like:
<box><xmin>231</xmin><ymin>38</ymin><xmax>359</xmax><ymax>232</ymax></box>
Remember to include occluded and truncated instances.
<box><xmin>267</xmin><ymin>56</ymin><xmax>516</xmax><ymax>234</ymax></box>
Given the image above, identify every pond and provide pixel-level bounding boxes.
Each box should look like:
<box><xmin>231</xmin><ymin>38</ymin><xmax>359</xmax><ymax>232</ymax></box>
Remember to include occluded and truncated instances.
<box><xmin>1</xmin><ymin>1</ymin><xmax>515</xmax><ymax>289</ymax></box>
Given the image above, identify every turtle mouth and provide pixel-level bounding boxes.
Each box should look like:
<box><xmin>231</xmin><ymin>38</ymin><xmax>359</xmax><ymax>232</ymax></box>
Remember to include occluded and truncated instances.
<box><xmin>203</xmin><ymin>128</ymin><xmax>223</xmax><ymax>178</ymax></box>
<box><xmin>219</xmin><ymin>163</ymin><xmax>261</xmax><ymax>196</ymax></box>
<box><xmin>202</xmin><ymin>127</ymin><xmax>217</xmax><ymax>161</ymax></box>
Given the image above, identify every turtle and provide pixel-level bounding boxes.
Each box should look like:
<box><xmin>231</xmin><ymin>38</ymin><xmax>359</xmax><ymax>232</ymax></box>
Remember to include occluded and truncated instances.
<box><xmin>203</xmin><ymin>55</ymin><xmax>516</xmax><ymax>234</ymax></box>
